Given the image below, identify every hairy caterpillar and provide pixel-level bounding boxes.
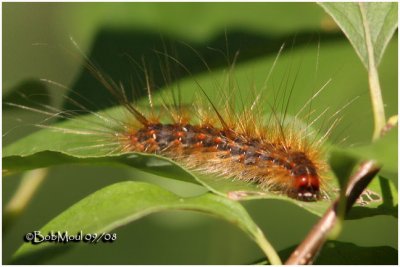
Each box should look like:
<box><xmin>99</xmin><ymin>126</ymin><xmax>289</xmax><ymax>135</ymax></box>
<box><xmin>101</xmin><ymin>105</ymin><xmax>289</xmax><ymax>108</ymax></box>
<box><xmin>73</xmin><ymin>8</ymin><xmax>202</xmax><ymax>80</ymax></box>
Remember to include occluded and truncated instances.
<box><xmin>6</xmin><ymin>39</ymin><xmax>339</xmax><ymax>202</ymax></box>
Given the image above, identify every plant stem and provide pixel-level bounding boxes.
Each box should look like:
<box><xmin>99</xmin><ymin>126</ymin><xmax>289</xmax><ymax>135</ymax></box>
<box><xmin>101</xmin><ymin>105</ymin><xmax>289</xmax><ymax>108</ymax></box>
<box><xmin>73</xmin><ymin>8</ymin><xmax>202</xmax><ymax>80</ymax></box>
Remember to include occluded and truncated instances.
<box><xmin>359</xmin><ymin>3</ymin><xmax>386</xmax><ymax>141</ymax></box>
<box><xmin>4</xmin><ymin>168</ymin><xmax>48</xmax><ymax>231</ymax></box>
<box><xmin>285</xmin><ymin>160</ymin><xmax>380</xmax><ymax>264</ymax></box>
<box><xmin>254</xmin><ymin>227</ymin><xmax>282</xmax><ymax>265</ymax></box>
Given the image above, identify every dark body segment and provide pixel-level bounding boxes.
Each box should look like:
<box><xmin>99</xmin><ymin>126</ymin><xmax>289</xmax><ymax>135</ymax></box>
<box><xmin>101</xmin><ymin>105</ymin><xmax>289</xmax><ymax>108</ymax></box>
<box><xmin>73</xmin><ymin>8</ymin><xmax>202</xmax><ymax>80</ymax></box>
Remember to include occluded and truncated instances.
<box><xmin>129</xmin><ymin>123</ymin><xmax>321</xmax><ymax>201</ymax></box>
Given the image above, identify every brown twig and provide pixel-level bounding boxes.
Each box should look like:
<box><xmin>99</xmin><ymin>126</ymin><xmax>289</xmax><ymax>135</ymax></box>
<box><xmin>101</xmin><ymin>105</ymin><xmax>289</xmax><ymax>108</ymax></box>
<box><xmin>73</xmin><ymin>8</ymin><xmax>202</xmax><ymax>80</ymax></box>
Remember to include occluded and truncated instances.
<box><xmin>285</xmin><ymin>160</ymin><xmax>380</xmax><ymax>265</ymax></box>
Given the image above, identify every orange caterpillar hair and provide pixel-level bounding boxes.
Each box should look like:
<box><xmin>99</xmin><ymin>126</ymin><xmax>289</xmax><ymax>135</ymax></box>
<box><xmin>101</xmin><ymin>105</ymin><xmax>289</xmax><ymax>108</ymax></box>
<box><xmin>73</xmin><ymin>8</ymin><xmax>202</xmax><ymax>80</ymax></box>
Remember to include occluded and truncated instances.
<box><xmin>115</xmin><ymin>97</ymin><xmax>330</xmax><ymax>201</ymax></box>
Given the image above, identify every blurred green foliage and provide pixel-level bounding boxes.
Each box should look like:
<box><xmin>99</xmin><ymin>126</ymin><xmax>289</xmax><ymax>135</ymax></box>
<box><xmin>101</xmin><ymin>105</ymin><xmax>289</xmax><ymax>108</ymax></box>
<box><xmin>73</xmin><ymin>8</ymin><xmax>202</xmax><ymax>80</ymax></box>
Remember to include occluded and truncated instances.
<box><xmin>3</xmin><ymin>3</ymin><xmax>397</xmax><ymax>264</ymax></box>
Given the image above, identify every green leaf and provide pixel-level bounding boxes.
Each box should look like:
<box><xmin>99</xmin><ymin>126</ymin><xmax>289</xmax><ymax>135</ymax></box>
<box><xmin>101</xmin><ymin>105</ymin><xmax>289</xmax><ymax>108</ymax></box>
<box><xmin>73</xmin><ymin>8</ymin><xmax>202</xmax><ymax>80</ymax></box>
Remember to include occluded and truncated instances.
<box><xmin>4</xmin><ymin>39</ymin><xmax>397</xmax><ymax>219</ymax></box>
<box><xmin>331</xmin><ymin>127</ymin><xmax>398</xmax><ymax>182</ymax></box>
<box><xmin>328</xmin><ymin>148</ymin><xmax>359</xmax><ymax>190</ymax></box>
<box><xmin>2</xmin><ymin>119</ymin><xmax>332</xmax><ymax>217</ymax></box>
<box><xmin>318</xmin><ymin>3</ymin><xmax>397</xmax><ymax>140</ymax></box>
<box><xmin>318</xmin><ymin>2</ymin><xmax>398</xmax><ymax>69</ymax></box>
<box><xmin>5</xmin><ymin>115</ymin><xmax>396</xmax><ymax>220</ymax></box>
<box><xmin>11</xmin><ymin>181</ymin><xmax>281</xmax><ymax>264</ymax></box>
<box><xmin>351</xmin><ymin>127</ymin><xmax>398</xmax><ymax>176</ymax></box>
<box><xmin>329</xmin><ymin>127</ymin><xmax>398</xmax><ymax>219</ymax></box>
<box><xmin>4</xmin><ymin>3</ymin><xmax>398</xmax><ymax>265</ymax></box>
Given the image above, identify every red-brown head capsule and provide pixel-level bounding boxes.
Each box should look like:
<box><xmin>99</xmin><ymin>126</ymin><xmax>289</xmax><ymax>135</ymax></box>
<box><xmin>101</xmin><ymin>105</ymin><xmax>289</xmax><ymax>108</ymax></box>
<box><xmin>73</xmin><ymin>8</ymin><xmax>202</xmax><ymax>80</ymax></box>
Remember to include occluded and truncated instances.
<box><xmin>293</xmin><ymin>174</ymin><xmax>320</xmax><ymax>201</ymax></box>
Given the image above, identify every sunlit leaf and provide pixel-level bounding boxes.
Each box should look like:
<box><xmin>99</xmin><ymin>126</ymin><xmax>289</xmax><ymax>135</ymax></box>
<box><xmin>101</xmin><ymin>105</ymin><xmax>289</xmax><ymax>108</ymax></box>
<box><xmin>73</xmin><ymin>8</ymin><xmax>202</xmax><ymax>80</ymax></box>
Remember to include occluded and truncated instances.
<box><xmin>12</xmin><ymin>181</ymin><xmax>280</xmax><ymax>264</ymax></box>
<box><xmin>319</xmin><ymin>2</ymin><xmax>398</xmax><ymax>68</ymax></box>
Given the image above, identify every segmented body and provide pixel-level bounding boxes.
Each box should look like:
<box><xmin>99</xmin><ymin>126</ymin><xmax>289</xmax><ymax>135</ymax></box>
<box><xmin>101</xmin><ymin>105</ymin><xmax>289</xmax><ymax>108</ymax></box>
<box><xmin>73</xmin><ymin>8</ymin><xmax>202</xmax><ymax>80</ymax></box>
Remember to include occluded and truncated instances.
<box><xmin>125</xmin><ymin>122</ymin><xmax>322</xmax><ymax>201</ymax></box>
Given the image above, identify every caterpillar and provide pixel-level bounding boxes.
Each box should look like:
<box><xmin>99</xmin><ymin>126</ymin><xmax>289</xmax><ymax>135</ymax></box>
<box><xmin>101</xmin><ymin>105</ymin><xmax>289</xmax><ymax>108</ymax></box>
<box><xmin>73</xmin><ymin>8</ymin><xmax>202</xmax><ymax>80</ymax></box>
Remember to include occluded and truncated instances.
<box><xmin>68</xmin><ymin>40</ymin><xmax>336</xmax><ymax>202</ymax></box>
<box><xmin>119</xmin><ymin>114</ymin><xmax>327</xmax><ymax>201</ymax></box>
<box><xmin>7</xmin><ymin>40</ymin><xmax>336</xmax><ymax>202</ymax></box>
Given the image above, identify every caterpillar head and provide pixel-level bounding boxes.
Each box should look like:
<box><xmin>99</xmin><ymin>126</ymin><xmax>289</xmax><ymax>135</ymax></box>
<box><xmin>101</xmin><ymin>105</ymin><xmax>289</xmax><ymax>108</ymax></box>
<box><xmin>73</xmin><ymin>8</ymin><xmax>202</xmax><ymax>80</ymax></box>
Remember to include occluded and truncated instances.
<box><xmin>291</xmin><ymin>165</ymin><xmax>321</xmax><ymax>201</ymax></box>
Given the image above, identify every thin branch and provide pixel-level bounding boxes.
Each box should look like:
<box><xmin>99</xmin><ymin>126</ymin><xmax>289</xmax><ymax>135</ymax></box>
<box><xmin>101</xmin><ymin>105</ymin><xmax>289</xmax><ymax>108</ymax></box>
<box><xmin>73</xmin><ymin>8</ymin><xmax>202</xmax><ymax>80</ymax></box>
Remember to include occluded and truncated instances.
<box><xmin>285</xmin><ymin>160</ymin><xmax>380</xmax><ymax>265</ymax></box>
